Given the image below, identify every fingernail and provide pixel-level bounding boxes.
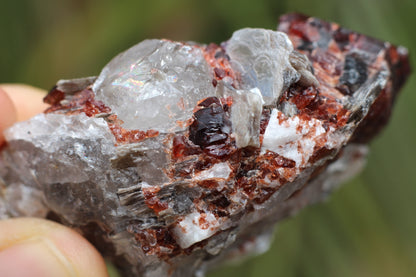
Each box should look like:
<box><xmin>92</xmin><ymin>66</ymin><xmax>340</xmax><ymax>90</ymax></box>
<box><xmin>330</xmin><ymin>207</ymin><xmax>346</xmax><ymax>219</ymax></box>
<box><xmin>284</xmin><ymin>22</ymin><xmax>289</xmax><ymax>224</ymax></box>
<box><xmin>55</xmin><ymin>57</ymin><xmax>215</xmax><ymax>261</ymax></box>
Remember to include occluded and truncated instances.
<box><xmin>0</xmin><ymin>237</ymin><xmax>76</xmax><ymax>277</ymax></box>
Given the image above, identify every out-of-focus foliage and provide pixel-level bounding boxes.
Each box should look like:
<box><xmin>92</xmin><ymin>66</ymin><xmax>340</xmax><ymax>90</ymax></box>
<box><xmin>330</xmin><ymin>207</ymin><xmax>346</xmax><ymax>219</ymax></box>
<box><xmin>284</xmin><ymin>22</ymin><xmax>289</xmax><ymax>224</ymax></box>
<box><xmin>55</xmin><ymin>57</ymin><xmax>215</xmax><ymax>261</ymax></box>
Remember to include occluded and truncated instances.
<box><xmin>1</xmin><ymin>0</ymin><xmax>415</xmax><ymax>276</ymax></box>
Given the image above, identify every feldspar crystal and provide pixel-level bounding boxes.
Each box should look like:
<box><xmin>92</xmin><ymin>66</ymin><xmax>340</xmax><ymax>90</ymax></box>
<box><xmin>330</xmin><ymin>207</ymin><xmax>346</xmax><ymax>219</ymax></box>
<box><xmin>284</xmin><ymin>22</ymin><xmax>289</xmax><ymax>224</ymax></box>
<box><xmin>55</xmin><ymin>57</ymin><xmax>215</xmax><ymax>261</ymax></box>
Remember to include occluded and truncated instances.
<box><xmin>0</xmin><ymin>14</ymin><xmax>410</xmax><ymax>277</ymax></box>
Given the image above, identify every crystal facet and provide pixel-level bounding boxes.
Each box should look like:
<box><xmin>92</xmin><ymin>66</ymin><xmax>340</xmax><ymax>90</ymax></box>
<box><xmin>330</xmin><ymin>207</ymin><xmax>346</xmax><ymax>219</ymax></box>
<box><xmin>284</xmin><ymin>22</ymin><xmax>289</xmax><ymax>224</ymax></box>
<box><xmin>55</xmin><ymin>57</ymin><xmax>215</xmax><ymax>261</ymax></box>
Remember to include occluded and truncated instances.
<box><xmin>93</xmin><ymin>40</ymin><xmax>216</xmax><ymax>132</ymax></box>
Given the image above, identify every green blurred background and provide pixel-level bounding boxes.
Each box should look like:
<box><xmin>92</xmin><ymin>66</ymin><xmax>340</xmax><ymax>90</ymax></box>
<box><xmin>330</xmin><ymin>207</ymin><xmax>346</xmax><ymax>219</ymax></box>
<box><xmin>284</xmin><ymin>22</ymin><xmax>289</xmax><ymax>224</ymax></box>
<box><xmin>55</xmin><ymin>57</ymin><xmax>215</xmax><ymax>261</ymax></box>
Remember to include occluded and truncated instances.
<box><xmin>1</xmin><ymin>0</ymin><xmax>415</xmax><ymax>276</ymax></box>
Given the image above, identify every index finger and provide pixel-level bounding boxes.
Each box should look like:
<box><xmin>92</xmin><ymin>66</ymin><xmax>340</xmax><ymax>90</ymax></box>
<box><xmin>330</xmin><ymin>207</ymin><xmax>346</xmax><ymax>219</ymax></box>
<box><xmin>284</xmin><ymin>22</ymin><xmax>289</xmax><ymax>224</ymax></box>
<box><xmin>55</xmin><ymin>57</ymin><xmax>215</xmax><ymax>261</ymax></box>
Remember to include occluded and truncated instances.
<box><xmin>0</xmin><ymin>87</ymin><xmax>17</xmax><ymax>145</ymax></box>
<box><xmin>0</xmin><ymin>84</ymin><xmax>49</xmax><ymax>122</ymax></box>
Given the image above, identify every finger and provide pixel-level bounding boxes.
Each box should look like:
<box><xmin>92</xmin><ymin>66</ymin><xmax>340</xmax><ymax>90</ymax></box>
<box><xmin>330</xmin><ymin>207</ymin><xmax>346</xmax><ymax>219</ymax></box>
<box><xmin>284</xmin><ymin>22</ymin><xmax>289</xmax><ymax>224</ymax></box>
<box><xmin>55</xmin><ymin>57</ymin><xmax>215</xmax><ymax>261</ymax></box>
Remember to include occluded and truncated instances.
<box><xmin>0</xmin><ymin>84</ymin><xmax>49</xmax><ymax>122</ymax></box>
<box><xmin>0</xmin><ymin>87</ymin><xmax>17</xmax><ymax>145</ymax></box>
<box><xmin>0</xmin><ymin>218</ymin><xmax>109</xmax><ymax>277</ymax></box>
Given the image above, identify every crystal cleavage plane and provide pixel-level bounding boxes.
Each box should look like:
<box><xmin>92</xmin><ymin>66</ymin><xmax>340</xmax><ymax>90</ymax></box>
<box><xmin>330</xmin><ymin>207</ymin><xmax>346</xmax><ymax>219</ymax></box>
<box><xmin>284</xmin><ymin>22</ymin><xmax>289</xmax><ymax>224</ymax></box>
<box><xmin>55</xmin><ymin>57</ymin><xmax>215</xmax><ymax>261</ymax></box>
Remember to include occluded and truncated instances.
<box><xmin>0</xmin><ymin>13</ymin><xmax>411</xmax><ymax>277</ymax></box>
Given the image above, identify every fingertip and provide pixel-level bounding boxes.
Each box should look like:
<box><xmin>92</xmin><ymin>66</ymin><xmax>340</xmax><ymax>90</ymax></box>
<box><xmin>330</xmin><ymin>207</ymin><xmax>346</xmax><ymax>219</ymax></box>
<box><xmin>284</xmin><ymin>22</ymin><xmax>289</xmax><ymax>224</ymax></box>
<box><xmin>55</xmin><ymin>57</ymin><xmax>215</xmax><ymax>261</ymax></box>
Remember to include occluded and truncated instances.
<box><xmin>0</xmin><ymin>84</ymin><xmax>49</xmax><ymax>122</ymax></box>
<box><xmin>48</xmin><ymin>220</ymin><xmax>110</xmax><ymax>277</ymax></box>
<box><xmin>0</xmin><ymin>218</ymin><xmax>109</xmax><ymax>277</ymax></box>
<box><xmin>0</xmin><ymin>87</ymin><xmax>17</xmax><ymax>145</ymax></box>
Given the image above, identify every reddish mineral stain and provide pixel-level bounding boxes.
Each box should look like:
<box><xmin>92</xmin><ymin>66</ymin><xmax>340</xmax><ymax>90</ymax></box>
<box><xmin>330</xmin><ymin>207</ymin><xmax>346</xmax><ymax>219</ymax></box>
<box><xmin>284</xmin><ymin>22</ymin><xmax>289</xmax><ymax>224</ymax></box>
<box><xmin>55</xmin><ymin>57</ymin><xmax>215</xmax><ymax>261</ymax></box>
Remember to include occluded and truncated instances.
<box><xmin>142</xmin><ymin>186</ymin><xmax>168</xmax><ymax>215</ymax></box>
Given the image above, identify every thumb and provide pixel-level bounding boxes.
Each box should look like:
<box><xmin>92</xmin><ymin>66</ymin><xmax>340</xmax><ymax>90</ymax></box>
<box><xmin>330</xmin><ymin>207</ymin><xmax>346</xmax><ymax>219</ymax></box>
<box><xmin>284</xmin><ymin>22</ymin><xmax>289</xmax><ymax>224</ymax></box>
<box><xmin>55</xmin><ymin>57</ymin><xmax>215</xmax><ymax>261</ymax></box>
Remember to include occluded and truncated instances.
<box><xmin>0</xmin><ymin>218</ymin><xmax>109</xmax><ymax>277</ymax></box>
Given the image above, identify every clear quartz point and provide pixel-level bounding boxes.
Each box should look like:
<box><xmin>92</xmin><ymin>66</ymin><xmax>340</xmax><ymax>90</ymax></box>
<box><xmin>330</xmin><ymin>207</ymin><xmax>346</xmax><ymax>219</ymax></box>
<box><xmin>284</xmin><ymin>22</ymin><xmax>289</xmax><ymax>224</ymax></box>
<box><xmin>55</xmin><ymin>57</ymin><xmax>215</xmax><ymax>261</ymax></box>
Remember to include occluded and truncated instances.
<box><xmin>93</xmin><ymin>39</ymin><xmax>216</xmax><ymax>132</ymax></box>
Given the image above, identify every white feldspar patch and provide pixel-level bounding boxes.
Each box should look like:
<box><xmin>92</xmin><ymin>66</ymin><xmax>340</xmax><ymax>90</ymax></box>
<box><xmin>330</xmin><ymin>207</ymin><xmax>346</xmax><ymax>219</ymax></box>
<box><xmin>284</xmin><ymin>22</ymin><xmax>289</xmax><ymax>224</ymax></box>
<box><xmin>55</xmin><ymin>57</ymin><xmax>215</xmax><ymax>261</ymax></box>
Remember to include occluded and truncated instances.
<box><xmin>262</xmin><ymin>109</ymin><xmax>326</xmax><ymax>167</ymax></box>
<box><xmin>93</xmin><ymin>39</ymin><xmax>215</xmax><ymax>133</ymax></box>
<box><xmin>194</xmin><ymin>162</ymin><xmax>232</xmax><ymax>181</ymax></box>
<box><xmin>173</xmin><ymin>212</ymin><xmax>220</xmax><ymax>249</ymax></box>
<box><xmin>262</xmin><ymin>109</ymin><xmax>302</xmax><ymax>150</ymax></box>
<box><xmin>226</xmin><ymin>28</ymin><xmax>300</xmax><ymax>106</ymax></box>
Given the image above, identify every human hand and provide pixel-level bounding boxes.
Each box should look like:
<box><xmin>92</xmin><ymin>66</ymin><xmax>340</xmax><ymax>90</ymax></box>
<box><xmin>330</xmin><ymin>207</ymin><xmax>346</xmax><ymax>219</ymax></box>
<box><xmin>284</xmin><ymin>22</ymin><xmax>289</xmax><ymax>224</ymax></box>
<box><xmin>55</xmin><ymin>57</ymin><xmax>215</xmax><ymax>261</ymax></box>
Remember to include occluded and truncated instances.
<box><xmin>0</xmin><ymin>84</ymin><xmax>49</xmax><ymax>144</ymax></box>
<box><xmin>0</xmin><ymin>85</ymin><xmax>109</xmax><ymax>277</ymax></box>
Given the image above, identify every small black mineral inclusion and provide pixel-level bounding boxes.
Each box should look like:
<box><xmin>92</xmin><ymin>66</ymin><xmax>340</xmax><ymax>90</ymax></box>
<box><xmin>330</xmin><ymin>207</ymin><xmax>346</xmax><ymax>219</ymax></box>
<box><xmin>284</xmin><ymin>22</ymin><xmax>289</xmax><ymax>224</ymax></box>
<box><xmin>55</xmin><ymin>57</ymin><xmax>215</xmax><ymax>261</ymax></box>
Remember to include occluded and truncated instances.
<box><xmin>340</xmin><ymin>53</ymin><xmax>368</xmax><ymax>94</ymax></box>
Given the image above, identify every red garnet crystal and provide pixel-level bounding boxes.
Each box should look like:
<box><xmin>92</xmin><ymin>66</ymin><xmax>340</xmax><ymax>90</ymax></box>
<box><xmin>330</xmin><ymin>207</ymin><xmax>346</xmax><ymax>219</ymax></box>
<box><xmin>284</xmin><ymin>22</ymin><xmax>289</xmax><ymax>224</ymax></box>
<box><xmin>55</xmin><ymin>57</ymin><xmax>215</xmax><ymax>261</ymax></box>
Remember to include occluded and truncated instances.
<box><xmin>0</xmin><ymin>14</ymin><xmax>410</xmax><ymax>277</ymax></box>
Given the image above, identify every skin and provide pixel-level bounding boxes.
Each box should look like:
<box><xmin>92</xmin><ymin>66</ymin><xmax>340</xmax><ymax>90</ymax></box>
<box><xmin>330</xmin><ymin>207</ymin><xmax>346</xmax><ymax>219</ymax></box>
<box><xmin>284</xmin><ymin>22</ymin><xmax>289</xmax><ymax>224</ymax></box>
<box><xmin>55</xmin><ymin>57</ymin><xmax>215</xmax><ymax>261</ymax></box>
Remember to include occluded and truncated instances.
<box><xmin>0</xmin><ymin>85</ymin><xmax>109</xmax><ymax>277</ymax></box>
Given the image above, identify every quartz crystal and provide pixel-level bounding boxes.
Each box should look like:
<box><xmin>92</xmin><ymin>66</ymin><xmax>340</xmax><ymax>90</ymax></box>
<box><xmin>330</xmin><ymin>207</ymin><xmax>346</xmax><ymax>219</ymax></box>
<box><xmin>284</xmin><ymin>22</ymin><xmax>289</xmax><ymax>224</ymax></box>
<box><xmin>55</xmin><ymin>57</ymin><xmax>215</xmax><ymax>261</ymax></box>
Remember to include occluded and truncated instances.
<box><xmin>93</xmin><ymin>40</ymin><xmax>216</xmax><ymax>132</ymax></box>
<box><xmin>0</xmin><ymin>14</ymin><xmax>410</xmax><ymax>277</ymax></box>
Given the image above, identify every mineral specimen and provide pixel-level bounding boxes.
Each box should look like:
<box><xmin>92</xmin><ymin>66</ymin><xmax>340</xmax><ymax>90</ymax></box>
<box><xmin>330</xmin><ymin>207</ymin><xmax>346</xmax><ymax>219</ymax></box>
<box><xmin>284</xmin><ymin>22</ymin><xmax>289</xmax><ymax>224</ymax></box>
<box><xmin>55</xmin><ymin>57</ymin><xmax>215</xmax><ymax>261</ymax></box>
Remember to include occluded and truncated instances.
<box><xmin>0</xmin><ymin>13</ymin><xmax>410</xmax><ymax>277</ymax></box>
